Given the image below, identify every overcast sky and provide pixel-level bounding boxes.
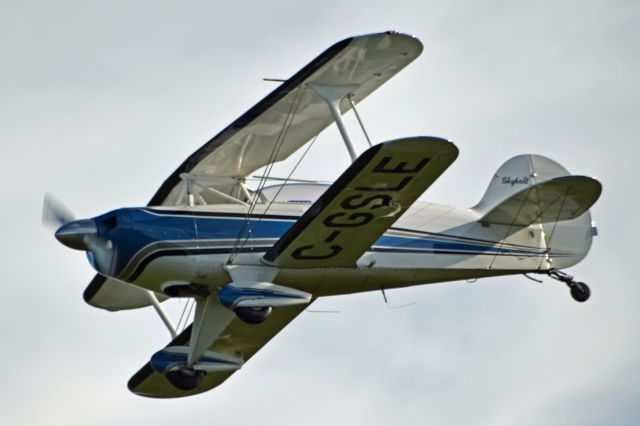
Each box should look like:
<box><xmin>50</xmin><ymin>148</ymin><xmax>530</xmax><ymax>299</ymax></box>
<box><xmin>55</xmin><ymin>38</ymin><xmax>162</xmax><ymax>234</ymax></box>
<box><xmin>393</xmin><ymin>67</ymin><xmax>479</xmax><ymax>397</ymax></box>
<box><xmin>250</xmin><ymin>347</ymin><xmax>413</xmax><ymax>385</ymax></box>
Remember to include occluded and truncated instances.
<box><xmin>2</xmin><ymin>0</ymin><xmax>639</xmax><ymax>425</ymax></box>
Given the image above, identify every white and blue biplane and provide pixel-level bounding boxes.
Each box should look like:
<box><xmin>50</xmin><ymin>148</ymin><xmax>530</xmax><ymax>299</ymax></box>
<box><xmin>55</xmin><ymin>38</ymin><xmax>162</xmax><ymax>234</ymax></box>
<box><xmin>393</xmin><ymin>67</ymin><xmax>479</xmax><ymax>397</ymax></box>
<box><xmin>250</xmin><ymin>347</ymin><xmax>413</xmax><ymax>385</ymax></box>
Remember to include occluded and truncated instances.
<box><xmin>45</xmin><ymin>32</ymin><xmax>602</xmax><ymax>398</ymax></box>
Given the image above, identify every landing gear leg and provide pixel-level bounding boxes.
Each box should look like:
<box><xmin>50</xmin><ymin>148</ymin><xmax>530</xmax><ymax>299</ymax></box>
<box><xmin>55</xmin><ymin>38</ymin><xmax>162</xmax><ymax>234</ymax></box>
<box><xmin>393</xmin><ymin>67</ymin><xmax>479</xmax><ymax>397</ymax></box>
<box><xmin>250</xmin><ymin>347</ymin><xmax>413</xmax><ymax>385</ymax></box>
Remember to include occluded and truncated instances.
<box><xmin>161</xmin><ymin>294</ymin><xmax>235</xmax><ymax>391</ymax></box>
<box><xmin>544</xmin><ymin>269</ymin><xmax>591</xmax><ymax>302</ymax></box>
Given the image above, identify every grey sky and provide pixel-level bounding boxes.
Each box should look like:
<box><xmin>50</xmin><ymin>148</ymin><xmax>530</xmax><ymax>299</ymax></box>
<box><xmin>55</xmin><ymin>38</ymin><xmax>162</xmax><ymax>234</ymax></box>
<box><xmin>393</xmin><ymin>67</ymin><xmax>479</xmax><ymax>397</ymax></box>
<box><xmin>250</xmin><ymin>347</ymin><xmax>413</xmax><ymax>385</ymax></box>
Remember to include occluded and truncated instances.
<box><xmin>2</xmin><ymin>0</ymin><xmax>639</xmax><ymax>425</ymax></box>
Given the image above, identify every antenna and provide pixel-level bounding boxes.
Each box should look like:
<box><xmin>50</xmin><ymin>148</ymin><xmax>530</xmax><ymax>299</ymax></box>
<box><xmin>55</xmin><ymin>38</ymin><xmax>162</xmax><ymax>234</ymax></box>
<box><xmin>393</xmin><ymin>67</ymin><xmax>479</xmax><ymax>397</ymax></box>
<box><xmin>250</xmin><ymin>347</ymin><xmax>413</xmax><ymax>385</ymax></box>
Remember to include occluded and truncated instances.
<box><xmin>380</xmin><ymin>287</ymin><xmax>416</xmax><ymax>309</ymax></box>
<box><xmin>523</xmin><ymin>273</ymin><xmax>543</xmax><ymax>283</ymax></box>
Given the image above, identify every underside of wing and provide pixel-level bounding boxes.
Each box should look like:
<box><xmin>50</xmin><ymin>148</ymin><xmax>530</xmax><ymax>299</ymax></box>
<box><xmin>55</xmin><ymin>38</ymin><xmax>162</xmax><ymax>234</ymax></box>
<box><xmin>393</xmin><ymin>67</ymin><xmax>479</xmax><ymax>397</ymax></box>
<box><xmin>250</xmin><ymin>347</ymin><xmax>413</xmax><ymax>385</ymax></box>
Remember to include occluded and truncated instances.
<box><xmin>128</xmin><ymin>303</ymin><xmax>307</xmax><ymax>398</ymax></box>
<box><xmin>149</xmin><ymin>32</ymin><xmax>423</xmax><ymax>207</ymax></box>
<box><xmin>263</xmin><ymin>136</ymin><xmax>458</xmax><ymax>268</ymax></box>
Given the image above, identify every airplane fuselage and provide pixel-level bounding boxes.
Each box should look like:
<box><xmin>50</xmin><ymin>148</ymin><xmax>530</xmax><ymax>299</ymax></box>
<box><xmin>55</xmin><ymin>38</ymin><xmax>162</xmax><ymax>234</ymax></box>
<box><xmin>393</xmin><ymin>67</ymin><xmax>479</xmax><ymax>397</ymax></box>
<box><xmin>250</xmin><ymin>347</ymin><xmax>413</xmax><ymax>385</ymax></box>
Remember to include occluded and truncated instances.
<box><xmin>89</xmin><ymin>200</ymin><xmax>591</xmax><ymax>298</ymax></box>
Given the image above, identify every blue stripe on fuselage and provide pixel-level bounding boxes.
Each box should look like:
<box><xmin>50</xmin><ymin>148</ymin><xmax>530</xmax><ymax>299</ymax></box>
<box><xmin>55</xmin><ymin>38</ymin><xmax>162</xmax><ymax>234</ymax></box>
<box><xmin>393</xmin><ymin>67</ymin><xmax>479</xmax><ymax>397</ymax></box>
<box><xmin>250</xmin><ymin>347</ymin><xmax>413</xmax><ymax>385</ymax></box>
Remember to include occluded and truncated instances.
<box><xmin>373</xmin><ymin>235</ymin><xmax>541</xmax><ymax>256</ymax></box>
<box><xmin>95</xmin><ymin>207</ymin><xmax>547</xmax><ymax>277</ymax></box>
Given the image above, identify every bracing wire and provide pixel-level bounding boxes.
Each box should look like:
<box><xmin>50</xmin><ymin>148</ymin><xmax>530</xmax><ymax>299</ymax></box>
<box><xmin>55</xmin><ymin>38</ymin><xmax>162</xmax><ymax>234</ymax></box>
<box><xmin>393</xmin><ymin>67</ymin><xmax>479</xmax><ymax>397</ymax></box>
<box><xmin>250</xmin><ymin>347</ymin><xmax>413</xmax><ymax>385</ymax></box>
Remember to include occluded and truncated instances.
<box><xmin>227</xmin><ymin>86</ymin><xmax>304</xmax><ymax>264</ymax></box>
<box><xmin>233</xmin><ymin>117</ymin><xmax>330</xmax><ymax>255</ymax></box>
<box><xmin>176</xmin><ymin>299</ymin><xmax>188</xmax><ymax>331</ymax></box>
<box><xmin>536</xmin><ymin>187</ymin><xmax>571</xmax><ymax>270</ymax></box>
<box><xmin>488</xmin><ymin>186</ymin><xmax>533</xmax><ymax>270</ymax></box>
<box><xmin>230</xmin><ymin>90</ymin><xmax>301</xmax><ymax>258</ymax></box>
<box><xmin>176</xmin><ymin>298</ymin><xmax>193</xmax><ymax>332</ymax></box>
<box><xmin>182</xmin><ymin>300</ymin><xmax>195</xmax><ymax>332</ymax></box>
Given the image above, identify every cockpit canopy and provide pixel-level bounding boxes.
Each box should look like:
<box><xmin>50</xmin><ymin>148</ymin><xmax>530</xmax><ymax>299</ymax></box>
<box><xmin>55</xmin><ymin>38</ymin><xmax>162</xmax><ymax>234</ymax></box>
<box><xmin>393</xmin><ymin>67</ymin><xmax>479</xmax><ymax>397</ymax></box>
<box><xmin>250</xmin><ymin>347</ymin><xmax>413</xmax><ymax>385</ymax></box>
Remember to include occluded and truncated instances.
<box><xmin>258</xmin><ymin>183</ymin><xmax>330</xmax><ymax>204</ymax></box>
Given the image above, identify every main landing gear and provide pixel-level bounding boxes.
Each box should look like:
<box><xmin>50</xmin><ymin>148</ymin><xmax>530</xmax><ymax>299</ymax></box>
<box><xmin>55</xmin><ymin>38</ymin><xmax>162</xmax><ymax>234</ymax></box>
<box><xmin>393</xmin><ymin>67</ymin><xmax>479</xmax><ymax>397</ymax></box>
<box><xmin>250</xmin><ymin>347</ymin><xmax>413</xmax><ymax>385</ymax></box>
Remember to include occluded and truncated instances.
<box><xmin>165</xmin><ymin>366</ymin><xmax>206</xmax><ymax>391</ymax></box>
<box><xmin>545</xmin><ymin>269</ymin><xmax>591</xmax><ymax>302</ymax></box>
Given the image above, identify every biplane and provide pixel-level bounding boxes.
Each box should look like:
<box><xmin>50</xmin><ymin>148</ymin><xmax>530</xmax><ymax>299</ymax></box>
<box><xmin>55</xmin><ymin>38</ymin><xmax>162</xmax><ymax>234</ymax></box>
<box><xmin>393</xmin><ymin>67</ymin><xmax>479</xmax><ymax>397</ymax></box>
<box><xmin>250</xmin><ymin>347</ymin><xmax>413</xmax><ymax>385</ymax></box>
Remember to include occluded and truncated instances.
<box><xmin>44</xmin><ymin>32</ymin><xmax>602</xmax><ymax>398</ymax></box>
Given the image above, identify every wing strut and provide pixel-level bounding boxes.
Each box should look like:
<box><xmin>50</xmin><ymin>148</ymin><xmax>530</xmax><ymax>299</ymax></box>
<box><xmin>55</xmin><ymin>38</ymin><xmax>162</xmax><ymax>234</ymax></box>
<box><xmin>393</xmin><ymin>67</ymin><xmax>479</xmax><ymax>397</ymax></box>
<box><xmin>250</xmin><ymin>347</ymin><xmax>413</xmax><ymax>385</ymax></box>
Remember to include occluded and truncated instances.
<box><xmin>348</xmin><ymin>94</ymin><xmax>373</xmax><ymax>147</ymax></box>
<box><xmin>145</xmin><ymin>290</ymin><xmax>178</xmax><ymax>338</ymax></box>
<box><xmin>187</xmin><ymin>294</ymin><xmax>236</xmax><ymax>367</ymax></box>
<box><xmin>310</xmin><ymin>83</ymin><xmax>359</xmax><ymax>162</ymax></box>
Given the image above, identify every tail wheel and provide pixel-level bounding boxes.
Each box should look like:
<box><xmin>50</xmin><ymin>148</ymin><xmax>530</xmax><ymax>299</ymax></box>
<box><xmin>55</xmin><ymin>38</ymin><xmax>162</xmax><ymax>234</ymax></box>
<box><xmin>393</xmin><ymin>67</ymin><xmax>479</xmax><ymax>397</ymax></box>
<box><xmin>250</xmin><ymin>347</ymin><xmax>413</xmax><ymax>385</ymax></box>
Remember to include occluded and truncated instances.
<box><xmin>544</xmin><ymin>270</ymin><xmax>592</xmax><ymax>303</ymax></box>
<box><xmin>570</xmin><ymin>282</ymin><xmax>591</xmax><ymax>303</ymax></box>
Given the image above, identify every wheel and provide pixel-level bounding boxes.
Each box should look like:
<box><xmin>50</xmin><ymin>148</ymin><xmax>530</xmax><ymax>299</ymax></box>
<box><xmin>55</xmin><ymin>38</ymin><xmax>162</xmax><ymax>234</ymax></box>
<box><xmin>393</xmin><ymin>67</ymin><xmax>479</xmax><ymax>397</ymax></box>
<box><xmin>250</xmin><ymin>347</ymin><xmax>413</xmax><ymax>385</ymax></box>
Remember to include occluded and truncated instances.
<box><xmin>235</xmin><ymin>306</ymin><xmax>272</xmax><ymax>324</ymax></box>
<box><xmin>570</xmin><ymin>282</ymin><xmax>590</xmax><ymax>303</ymax></box>
<box><xmin>165</xmin><ymin>367</ymin><xmax>206</xmax><ymax>390</ymax></box>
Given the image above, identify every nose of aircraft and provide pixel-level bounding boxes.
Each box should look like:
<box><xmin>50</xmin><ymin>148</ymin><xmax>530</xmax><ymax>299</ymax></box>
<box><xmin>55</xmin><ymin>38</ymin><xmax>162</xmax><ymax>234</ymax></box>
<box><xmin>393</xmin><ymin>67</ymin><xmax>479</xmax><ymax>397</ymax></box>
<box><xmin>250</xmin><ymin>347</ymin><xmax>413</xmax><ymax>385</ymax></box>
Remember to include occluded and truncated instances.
<box><xmin>55</xmin><ymin>219</ymin><xmax>98</xmax><ymax>250</ymax></box>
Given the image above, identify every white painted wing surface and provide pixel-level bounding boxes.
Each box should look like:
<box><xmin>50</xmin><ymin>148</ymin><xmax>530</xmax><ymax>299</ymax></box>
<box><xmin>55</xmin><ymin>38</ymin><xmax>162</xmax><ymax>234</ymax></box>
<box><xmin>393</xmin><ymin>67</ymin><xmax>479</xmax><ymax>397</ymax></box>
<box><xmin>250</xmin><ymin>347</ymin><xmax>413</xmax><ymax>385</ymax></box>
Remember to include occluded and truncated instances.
<box><xmin>262</xmin><ymin>136</ymin><xmax>459</xmax><ymax>268</ymax></box>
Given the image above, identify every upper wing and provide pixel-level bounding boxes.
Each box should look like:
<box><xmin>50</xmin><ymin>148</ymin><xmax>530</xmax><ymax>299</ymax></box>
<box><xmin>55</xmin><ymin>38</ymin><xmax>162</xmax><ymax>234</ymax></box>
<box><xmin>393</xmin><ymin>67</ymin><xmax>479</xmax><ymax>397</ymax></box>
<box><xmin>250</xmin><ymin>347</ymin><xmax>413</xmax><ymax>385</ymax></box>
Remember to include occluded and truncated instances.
<box><xmin>128</xmin><ymin>304</ymin><xmax>307</xmax><ymax>398</ymax></box>
<box><xmin>149</xmin><ymin>32</ymin><xmax>423</xmax><ymax>206</ymax></box>
<box><xmin>263</xmin><ymin>137</ymin><xmax>459</xmax><ymax>268</ymax></box>
<box><xmin>83</xmin><ymin>32</ymin><xmax>422</xmax><ymax>309</ymax></box>
<box><xmin>480</xmin><ymin>176</ymin><xmax>602</xmax><ymax>226</ymax></box>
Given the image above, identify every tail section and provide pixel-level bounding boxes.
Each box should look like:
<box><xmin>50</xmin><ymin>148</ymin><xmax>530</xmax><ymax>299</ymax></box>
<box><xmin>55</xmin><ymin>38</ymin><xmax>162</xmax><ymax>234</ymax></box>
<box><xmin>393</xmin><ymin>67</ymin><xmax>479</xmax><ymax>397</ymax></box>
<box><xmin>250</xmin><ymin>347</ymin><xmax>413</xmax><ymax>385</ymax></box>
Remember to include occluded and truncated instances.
<box><xmin>473</xmin><ymin>154</ymin><xmax>601</xmax><ymax>270</ymax></box>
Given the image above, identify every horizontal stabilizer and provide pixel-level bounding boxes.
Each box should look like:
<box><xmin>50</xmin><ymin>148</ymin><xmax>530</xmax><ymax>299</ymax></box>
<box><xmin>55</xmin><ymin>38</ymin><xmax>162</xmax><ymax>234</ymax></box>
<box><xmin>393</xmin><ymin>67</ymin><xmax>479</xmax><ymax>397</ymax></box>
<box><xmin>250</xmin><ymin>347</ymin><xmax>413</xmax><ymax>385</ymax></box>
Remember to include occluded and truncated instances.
<box><xmin>83</xmin><ymin>275</ymin><xmax>168</xmax><ymax>311</ymax></box>
<box><xmin>479</xmin><ymin>176</ymin><xmax>602</xmax><ymax>226</ymax></box>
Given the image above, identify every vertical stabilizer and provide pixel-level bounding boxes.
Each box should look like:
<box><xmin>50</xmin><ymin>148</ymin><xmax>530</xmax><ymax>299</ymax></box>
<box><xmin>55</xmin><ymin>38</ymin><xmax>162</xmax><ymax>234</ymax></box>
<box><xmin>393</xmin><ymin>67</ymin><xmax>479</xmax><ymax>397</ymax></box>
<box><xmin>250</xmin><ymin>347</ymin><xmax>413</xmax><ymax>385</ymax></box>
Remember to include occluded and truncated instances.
<box><xmin>473</xmin><ymin>154</ymin><xmax>599</xmax><ymax>270</ymax></box>
<box><xmin>474</xmin><ymin>154</ymin><xmax>572</xmax><ymax>213</ymax></box>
